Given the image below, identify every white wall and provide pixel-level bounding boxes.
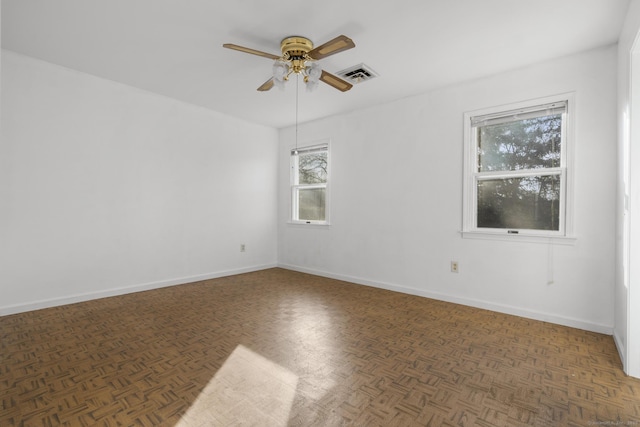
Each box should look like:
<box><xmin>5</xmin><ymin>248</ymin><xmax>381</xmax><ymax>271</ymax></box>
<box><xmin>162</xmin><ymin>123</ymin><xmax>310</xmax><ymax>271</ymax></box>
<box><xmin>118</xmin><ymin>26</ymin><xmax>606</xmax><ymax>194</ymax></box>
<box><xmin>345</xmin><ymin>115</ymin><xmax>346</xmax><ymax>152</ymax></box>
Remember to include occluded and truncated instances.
<box><xmin>0</xmin><ymin>50</ymin><xmax>279</xmax><ymax>315</ymax></box>
<box><xmin>616</xmin><ymin>0</ymin><xmax>640</xmax><ymax>378</ymax></box>
<box><xmin>279</xmin><ymin>45</ymin><xmax>618</xmax><ymax>334</ymax></box>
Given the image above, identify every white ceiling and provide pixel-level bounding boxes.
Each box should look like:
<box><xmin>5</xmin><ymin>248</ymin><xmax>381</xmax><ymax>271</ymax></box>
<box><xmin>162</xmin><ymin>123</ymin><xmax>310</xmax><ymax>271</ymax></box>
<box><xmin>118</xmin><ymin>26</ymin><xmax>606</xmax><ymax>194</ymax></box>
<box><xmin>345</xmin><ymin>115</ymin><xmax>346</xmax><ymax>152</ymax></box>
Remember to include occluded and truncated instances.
<box><xmin>1</xmin><ymin>0</ymin><xmax>631</xmax><ymax>128</ymax></box>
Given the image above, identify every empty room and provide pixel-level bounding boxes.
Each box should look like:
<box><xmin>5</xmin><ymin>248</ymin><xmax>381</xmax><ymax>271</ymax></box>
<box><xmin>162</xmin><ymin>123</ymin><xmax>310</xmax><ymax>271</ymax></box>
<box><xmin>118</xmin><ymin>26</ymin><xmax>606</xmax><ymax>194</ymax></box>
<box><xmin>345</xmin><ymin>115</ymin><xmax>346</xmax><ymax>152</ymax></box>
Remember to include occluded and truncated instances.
<box><xmin>3</xmin><ymin>1</ymin><xmax>640</xmax><ymax>426</ymax></box>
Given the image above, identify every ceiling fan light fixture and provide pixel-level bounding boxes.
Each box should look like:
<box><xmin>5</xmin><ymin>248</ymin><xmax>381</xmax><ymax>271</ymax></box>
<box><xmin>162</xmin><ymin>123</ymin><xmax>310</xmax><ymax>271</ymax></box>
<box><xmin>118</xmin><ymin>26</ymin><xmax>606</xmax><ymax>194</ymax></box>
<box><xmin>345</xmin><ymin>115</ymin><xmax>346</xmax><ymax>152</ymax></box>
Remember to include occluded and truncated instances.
<box><xmin>306</xmin><ymin>61</ymin><xmax>322</xmax><ymax>80</ymax></box>
<box><xmin>304</xmin><ymin>61</ymin><xmax>322</xmax><ymax>92</ymax></box>
<box><xmin>273</xmin><ymin>60</ymin><xmax>288</xmax><ymax>79</ymax></box>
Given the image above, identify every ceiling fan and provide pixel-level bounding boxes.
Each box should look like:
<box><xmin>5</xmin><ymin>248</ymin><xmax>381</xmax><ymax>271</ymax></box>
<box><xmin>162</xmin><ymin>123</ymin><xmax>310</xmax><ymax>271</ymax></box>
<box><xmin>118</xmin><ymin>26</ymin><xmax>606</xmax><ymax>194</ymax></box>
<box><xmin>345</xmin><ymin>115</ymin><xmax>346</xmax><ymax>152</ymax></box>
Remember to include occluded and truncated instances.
<box><xmin>223</xmin><ymin>35</ymin><xmax>355</xmax><ymax>92</ymax></box>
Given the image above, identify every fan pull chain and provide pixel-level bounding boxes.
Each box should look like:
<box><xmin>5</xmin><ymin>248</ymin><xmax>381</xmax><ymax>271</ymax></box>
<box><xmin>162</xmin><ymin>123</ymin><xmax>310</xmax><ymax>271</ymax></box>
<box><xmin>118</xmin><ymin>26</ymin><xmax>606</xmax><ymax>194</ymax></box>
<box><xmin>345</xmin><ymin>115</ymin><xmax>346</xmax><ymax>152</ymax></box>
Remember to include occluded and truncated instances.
<box><xmin>295</xmin><ymin>73</ymin><xmax>299</xmax><ymax>151</ymax></box>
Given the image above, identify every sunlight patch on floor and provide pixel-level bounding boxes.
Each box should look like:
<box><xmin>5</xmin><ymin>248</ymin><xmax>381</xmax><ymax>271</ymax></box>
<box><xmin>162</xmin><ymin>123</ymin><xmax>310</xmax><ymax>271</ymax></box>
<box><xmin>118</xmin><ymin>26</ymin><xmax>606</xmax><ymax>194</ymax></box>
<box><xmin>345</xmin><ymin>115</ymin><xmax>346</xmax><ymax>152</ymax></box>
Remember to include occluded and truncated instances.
<box><xmin>176</xmin><ymin>345</ymin><xmax>298</xmax><ymax>426</ymax></box>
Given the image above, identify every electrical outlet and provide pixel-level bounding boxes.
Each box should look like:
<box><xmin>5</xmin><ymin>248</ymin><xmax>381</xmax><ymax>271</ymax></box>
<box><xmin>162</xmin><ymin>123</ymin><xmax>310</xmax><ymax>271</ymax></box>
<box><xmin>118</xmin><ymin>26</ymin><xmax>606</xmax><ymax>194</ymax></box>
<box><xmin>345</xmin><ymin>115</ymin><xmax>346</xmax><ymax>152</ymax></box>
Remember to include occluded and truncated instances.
<box><xmin>240</xmin><ymin>244</ymin><xmax>246</xmax><ymax>252</ymax></box>
<box><xmin>451</xmin><ymin>261</ymin><xmax>459</xmax><ymax>273</ymax></box>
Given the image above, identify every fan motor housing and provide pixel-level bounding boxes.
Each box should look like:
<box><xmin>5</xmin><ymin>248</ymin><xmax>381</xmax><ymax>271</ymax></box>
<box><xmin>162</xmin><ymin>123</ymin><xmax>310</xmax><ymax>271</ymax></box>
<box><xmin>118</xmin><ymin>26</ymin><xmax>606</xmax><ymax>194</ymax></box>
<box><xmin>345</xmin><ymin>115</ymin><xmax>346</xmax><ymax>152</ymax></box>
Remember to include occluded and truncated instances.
<box><xmin>281</xmin><ymin>36</ymin><xmax>313</xmax><ymax>59</ymax></box>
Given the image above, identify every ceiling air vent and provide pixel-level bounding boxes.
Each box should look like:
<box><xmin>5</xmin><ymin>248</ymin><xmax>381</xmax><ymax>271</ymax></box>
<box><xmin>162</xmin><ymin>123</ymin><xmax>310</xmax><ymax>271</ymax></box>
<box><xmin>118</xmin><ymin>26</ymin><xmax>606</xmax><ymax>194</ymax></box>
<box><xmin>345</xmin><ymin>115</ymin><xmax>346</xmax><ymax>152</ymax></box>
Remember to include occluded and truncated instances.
<box><xmin>336</xmin><ymin>63</ymin><xmax>378</xmax><ymax>84</ymax></box>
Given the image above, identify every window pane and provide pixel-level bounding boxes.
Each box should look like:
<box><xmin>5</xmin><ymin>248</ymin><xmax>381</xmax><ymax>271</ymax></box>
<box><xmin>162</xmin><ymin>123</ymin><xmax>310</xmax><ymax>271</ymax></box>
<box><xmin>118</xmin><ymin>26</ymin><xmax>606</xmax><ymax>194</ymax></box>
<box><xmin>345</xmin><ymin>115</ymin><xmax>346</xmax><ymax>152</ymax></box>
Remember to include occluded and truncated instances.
<box><xmin>478</xmin><ymin>114</ymin><xmax>562</xmax><ymax>172</ymax></box>
<box><xmin>477</xmin><ymin>175</ymin><xmax>560</xmax><ymax>230</ymax></box>
<box><xmin>298</xmin><ymin>151</ymin><xmax>327</xmax><ymax>184</ymax></box>
<box><xmin>298</xmin><ymin>188</ymin><xmax>326</xmax><ymax>221</ymax></box>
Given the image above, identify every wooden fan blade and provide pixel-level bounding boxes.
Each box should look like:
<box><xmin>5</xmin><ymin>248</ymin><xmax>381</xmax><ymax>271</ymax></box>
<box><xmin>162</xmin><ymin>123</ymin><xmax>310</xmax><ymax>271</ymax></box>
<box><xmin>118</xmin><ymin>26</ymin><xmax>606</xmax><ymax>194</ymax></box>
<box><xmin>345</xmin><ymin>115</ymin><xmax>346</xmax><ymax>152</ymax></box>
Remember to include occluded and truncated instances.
<box><xmin>223</xmin><ymin>43</ymin><xmax>281</xmax><ymax>60</ymax></box>
<box><xmin>308</xmin><ymin>35</ymin><xmax>355</xmax><ymax>60</ymax></box>
<box><xmin>320</xmin><ymin>70</ymin><xmax>353</xmax><ymax>92</ymax></box>
<box><xmin>257</xmin><ymin>78</ymin><xmax>275</xmax><ymax>91</ymax></box>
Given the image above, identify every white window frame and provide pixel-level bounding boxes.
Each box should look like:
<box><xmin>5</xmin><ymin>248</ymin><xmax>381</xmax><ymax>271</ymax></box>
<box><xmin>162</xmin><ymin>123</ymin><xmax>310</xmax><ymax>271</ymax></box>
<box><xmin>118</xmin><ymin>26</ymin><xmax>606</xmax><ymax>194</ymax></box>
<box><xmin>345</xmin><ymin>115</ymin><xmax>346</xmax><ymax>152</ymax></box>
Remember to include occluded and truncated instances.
<box><xmin>289</xmin><ymin>140</ymin><xmax>331</xmax><ymax>225</ymax></box>
<box><xmin>462</xmin><ymin>93</ymin><xmax>575</xmax><ymax>242</ymax></box>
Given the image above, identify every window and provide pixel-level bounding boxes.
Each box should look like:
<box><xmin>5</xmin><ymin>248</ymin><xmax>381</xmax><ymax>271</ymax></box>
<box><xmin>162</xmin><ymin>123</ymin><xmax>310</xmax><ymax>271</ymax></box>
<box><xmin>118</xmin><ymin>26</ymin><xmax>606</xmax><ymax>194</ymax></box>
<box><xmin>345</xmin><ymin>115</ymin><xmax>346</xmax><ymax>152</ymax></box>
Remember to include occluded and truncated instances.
<box><xmin>463</xmin><ymin>94</ymin><xmax>574</xmax><ymax>238</ymax></box>
<box><xmin>290</xmin><ymin>142</ymin><xmax>329</xmax><ymax>224</ymax></box>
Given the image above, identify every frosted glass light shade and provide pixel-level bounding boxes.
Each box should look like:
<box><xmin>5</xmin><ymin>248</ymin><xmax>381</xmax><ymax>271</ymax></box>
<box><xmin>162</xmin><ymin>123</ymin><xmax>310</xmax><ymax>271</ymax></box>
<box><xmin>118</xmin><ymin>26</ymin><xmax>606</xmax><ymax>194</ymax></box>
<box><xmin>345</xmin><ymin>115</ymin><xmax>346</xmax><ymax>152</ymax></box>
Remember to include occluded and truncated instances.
<box><xmin>273</xmin><ymin>61</ymin><xmax>289</xmax><ymax>81</ymax></box>
<box><xmin>306</xmin><ymin>62</ymin><xmax>322</xmax><ymax>81</ymax></box>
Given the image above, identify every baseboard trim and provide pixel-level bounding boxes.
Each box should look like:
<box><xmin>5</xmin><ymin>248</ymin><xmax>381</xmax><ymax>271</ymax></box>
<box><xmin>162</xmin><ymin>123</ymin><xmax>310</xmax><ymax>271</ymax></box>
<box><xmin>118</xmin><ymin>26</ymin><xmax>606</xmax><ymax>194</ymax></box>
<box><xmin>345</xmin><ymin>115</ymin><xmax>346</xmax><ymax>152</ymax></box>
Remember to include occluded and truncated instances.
<box><xmin>278</xmin><ymin>263</ymin><xmax>614</xmax><ymax>335</ymax></box>
<box><xmin>0</xmin><ymin>263</ymin><xmax>277</xmax><ymax>316</ymax></box>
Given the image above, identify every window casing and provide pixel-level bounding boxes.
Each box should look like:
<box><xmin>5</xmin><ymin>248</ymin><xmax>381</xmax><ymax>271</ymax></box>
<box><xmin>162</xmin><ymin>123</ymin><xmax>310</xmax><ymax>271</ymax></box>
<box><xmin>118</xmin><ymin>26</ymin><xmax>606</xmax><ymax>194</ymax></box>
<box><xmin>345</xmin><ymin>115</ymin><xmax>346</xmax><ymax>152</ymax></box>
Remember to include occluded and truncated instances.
<box><xmin>290</xmin><ymin>142</ymin><xmax>330</xmax><ymax>225</ymax></box>
<box><xmin>463</xmin><ymin>94</ymin><xmax>574</xmax><ymax>239</ymax></box>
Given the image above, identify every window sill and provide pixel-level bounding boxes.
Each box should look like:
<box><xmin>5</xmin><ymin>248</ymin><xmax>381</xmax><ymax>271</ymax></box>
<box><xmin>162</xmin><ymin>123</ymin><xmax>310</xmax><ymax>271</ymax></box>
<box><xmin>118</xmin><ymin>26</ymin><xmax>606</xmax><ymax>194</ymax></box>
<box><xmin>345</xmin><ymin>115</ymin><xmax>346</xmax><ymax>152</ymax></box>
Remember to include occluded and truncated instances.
<box><xmin>287</xmin><ymin>221</ymin><xmax>331</xmax><ymax>228</ymax></box>
<box><xmin>460</xmin><ymin>230</ymin><xmax>576</xmax><ymax>245</ymax></box>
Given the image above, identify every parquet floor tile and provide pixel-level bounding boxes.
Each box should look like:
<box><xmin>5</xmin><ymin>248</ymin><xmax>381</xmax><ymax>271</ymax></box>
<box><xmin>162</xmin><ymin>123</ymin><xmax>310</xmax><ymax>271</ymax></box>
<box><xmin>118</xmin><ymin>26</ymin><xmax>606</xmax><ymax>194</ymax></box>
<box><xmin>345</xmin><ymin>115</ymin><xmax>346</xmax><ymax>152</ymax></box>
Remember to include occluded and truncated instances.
<box><xmin>2</xmin><ymin>268</ymin><xmax>640</xmax><ymax>426</ymax></box>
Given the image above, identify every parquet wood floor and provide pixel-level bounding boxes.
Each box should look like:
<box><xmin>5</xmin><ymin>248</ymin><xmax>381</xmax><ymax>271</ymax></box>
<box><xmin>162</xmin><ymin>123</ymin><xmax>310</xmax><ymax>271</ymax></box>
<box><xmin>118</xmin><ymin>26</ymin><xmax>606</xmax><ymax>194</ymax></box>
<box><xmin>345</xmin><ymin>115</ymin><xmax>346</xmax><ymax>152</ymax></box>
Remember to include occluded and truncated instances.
<box><xmin>2</xmin><ymin>268</ymin><xmax>640</xmax><ymax>426</ymax></box>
